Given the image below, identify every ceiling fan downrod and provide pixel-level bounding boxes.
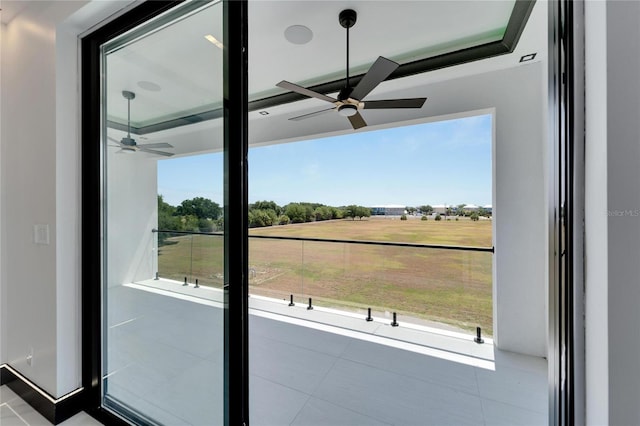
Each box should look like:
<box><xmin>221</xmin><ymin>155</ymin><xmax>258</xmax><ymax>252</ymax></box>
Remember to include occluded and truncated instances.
<box><xmin>339</xmin><ymin>9</ymin><xmax>357</xmax><ymax>93</ymax></box>
<box><xmin>122</xmin><ymin>90</ymin><xmax>136</xmax><ymax>140</ymax></box>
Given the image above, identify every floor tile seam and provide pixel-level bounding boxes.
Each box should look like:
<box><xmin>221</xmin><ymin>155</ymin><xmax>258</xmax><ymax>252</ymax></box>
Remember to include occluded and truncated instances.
<box><xmin>478</xmin><ymin>394</ymin><xmax>548</xmax><ymax>415</ymax></box>
<box><xmin>0</xmin><ymin>401</ymin><xmax>31</xmax><ymax>426</ymax></box>
<box><xmin>286</xmin><ymin>393</ymin><xmax>313</xmax><ymax>426</ymax></box>
<box><xmin>489</xmin><ymin>360</ymin><xmax>548</xmax><ymax>377</ymax></box>
<box><xmin>140</xmin><ymin>343</ymin><xmax>218</xmax><ymax>364</ymax></box>
<box><xmin>117</xmin><ymin>330</ymin><xmax>222</xmax><ymax>359</ymax></box>
<box><xmin>306</xmin><ymin>390</ymin><xmax>487</xmax><ymax>426</ymax></box>
<box><xmin>474</xmin><ymin>371</ymin><xmax>548</xmax><ymax>395</ymax></box>
<box><xmin>131</xmin><ymin>393</ymin><xmax>196</xmax><ymax>425</ymax></box>
<box><xmin>118</xmin><ymin>333</ymin><xmax>216</xmax><ymax>365</ymax></box>
<box><xmin>475</xmin><ymin>361</ymin><xmax>549</xmax><ymax>383</ymax></box>
<box><xmin>108</xmin><ymin>363</ymin><xmax>185</xmax><ymax>390</ymax></box>
<box><xmin>475</xmin><ymin>369</ymin><xmax>488</xmax><ymax>426</ymax></box>
<box><xmin>472</xmin><ymin>364</ymin><xmax>482</xmax><ymax>395</ymax></box>
<box><xmin>308</xmin><ymin>343</ymin><xmax>345</xmax><ymax>396</ymax></box>
<box><xmin>112</xmin><ymin>326</ymin><xmax>168</xmax><ymax>348</ymax></box>
<box><xmin>335</xmin><ymin>355</ymin><xmax>485</xmax><ymax>398</ymax></box>
<box><xmin>301</xmin><ymin>393</ymin><xmax>394</xmax><ymax>426</ymax></box>
<box><xmin>250</xmin><ymin>372</ymin><xmax>315</xmax><ymax>398</ymax></box>
<box><xmin>0</xmin><ymin>391</ymin><xmax>27</xmax><ymax>407</ymax></box>
<box><xmin>249</xmin><ymin>333</ymin><xmax>348</xmax><ymax>358</ymax></box>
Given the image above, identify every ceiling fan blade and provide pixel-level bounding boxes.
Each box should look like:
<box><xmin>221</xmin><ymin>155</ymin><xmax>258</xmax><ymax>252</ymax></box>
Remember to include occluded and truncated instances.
<box><xmin>107</xmin><ymin>136</ymin><xmax>123</xmax><ymax>145</ymax></box>
<box><xmin>137</xmin><ymin>142</ymin><xmax>174</xmax><ymax>149</ymax></box>
<box><xmin>348</xmin><ymin>112</ymin><xmax>367</xmax><ymax>130</ymax></box>
<box><xmin>277</xmin><ymin>80</ymin><xmax>337</xmax><ymax>104</ymax></box>
<box><xmin>138</xmin><ymin>147</ymin><xmax>174</xmax><ymax>157</ymax></box>
<box><xmin>350</xmin><ymin>56</ymin><xmax>399</xmax><ymax>101</ymax></box>
<box><xmin>289</xmin><ymin>107</ymin><xmax>336</xmax><ymax>121</ymax></box>
<box><xmin>363</xmin><ymin>98</ymin><xmax>427</xmax><ymax>109</ymax></box>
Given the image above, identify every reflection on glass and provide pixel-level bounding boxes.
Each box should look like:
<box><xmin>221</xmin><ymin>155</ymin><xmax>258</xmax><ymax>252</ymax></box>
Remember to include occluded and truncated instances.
<box><xmin>101</xmin><ymin>2</ymin><xmax>224</xmax><ymax>424</ymax></box>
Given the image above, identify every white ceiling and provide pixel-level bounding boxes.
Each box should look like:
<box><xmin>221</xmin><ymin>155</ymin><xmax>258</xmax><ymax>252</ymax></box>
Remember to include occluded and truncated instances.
<box><xmin>104</xmin><ymin>0</ymin><xmax>547</xmax><ymax>157</ymax></box>
<box><xmin>105</xmin><ymin>0</ymin><xmax>518</xmax><ymax>126</ymax></box>
<box><xmin>0</xmin><ymin>0</ymin><xmax>30</xmax><ymax>24</ymax></box>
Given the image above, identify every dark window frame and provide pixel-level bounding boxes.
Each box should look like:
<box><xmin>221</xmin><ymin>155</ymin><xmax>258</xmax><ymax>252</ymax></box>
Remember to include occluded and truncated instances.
<box><xmin>80</xmin><ymin>1</ymin><xmax>249</xmax><ymax>424</ymax></box>
<box><xmin>78</xmin><ymin>0</ymin><xmax>579</xmax><ymax>424</ymax></box>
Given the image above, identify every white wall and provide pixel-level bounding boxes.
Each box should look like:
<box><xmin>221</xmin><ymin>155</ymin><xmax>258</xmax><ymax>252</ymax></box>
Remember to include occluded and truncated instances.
<box><xmin>1</xmin><ymin>1</ymin><xmax>75</xmax><ymax>396</ymax></box>
<box><xmin>606</xmin><ymin>2</ymin><xmax>640</xmax><ymax>420</ymax></box>
<box><xmin>55</xmin><ymin>15</ymin><xmax>85</xmax><ymax>397</ymax></box>
<box><xmin>251</xmin><ymin>62</ymin><xmax>549</xmax><ymax>357</ymax></box>
<box><xmin>0</xmin><ymin>0</ymin><xmax>135</xmax><ymax>398</ymax></box>
<box><xmin>584</xmin><ymin>1</ymin><xmax>640</xmax><ymax>425</ymax></box>
<box><xmin>584</xmin><ymin>1</ymin><xmax>609</xmax><ymax>424</ymax></box>
<box><xmin>106</xmin><ymin>151</ymin><xmax>158</xmax><ymax>287</ymax></box>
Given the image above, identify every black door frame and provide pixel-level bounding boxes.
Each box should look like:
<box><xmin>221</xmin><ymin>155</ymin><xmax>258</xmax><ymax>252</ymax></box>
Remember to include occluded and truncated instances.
<box><xmin>78</xmin><ymin>1</ymin><xmax>579</xmax><ymax>425</ymax></box>
<box><xmin>80</xmin><ymin>1</ymin><xmax>249</xmax><ymax>424</ymax></box>
<box><xmin>549</xmin><ymin>0</ymin><xmax>584</xmax><ymax>424</ymax></box>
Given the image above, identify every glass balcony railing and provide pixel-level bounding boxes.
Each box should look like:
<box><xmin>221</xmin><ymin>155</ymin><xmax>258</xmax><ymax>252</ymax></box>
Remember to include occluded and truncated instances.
<box><xmin>152</xmin><ymin>229</ymin><xmax>493</xmax><ymax>334</ymax></box>
<box><xmin>155</xmin><ymin>230</ymin><xmax>224</xmax><ymax>289</ymax></box>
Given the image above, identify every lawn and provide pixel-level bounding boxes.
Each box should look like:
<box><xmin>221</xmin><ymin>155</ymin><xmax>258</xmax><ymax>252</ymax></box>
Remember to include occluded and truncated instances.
<box><xmin>157</xmin><ymin>216</ymin><xmax>493</xmax><ymax>334</ymax></box>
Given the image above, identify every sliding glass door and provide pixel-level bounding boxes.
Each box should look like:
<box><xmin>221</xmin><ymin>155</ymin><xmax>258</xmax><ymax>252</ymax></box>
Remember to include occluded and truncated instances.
<box><xmin>90</xmin><ymin>1</ymin><xmax>247</xmax><ymax>423</ymax></box>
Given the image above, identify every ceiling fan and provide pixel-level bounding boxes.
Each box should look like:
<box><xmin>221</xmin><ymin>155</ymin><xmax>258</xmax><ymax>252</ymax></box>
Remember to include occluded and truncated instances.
<box><xmin>108</xmin><ymin>90</ymin><xmax>174</xmax><ymax>157</ymax></box>
<box><xmin>276</xmin><ymin>9</ymin><xmax>427</xmax><ymax>130</ymax></box>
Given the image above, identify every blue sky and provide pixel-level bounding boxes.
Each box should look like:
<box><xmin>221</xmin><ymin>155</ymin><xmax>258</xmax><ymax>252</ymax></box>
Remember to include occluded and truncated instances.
<box><xmin>158</xmin><ymin>113</ymin><xmax>492</xmax><ymax>208</ymax></box>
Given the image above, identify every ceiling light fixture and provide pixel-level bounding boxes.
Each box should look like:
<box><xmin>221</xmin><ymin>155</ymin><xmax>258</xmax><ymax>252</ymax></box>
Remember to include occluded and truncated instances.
<box><xmin>205</xmin><ymin>34</ymin><xmax>224</xmax><ymax>49</ymax></box>
<box><xmin>519</xmin><ymin>53</ymin><xmax>537</xmax><ymax>62</ymax></box>
<box><xmin>259</xmin><ymin>111</ymin><xmax>269</xmax><ymax>116</ymax></box>
<box><xmin>284</xmin><ymin>25</ymin><xmax>313</xmax><ymax>45</ymax></box>
<box><xmin>338</xmin><ymin>104</ymin><xmax>358</xmax><ymax>117</ymax></box>
<box><xmin>137</xmin><ymin>80</ymin><xmax>161</xmax><ymax>92</ymax></box>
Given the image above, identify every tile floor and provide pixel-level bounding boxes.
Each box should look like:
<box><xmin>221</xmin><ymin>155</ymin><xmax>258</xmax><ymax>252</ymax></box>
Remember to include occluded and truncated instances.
<box><xmin>0</xmin><ymin>386</ymin><xmax>101</xmax><ymax>426</ymax></box>
<box><xmin>5</xmin><ymin>281</ymin><xmax>547</xmax><ymax>425</ymax></box>
<box><xmin>102</xmin><ymin>282</ymin><xmax>548</xmax><ymax>425</ymax></box>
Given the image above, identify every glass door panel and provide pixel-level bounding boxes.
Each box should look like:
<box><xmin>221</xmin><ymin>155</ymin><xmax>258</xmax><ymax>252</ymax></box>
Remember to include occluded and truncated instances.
<box><xmin>100</xmin><ymin>2</ymin><xmax>225</xmax><ymax>424</ymax></box>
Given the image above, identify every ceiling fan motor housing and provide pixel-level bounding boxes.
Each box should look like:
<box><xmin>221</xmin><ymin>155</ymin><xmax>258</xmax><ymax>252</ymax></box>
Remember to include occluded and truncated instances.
<box><xmin>338</xmin><ymin>86</ymin><xmax>355</xmax><ymax>101</ymax></box>
<box><xmin>275</xmin><ymin>7</ymin><xmax>425</xmax><ymax>130</ymax></box>
<box><xmin>339</xmin><ymin>9</ymin><xmax>357</xmax><ymax>29</ymax></box>
<box><xmin>121</xmin><ymin>137</ymin><xmax>136</xmax><ymax>147</ymax></box>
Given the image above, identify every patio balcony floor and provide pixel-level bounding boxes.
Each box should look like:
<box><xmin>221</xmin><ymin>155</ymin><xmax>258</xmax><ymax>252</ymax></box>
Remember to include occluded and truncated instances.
<box><xmin>104</xmin><ymin>280</ymin><xmax>547</xmax><ymax>425</ymax></box>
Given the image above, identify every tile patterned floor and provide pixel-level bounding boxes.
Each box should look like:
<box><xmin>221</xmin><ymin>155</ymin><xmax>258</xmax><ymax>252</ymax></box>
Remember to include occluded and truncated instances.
<box><xmin>5</xmin><ymin>282</ymin><xmax>547</xmax><ymax>425</ymax></box>
<box><xmin>103</xmin><ymin>283</ymin><xmax>548</xmax><ymax>426</ymax></box>
<box><xmin>0</xmin><ymin>386</ymin><xmax>101</xmax><ymax>426</ymax></box>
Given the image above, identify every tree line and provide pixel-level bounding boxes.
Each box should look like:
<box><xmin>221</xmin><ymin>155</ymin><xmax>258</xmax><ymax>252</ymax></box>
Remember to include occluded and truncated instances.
<box><xmin>158</xmin><ymin>197</ymin><xmax>490</xmax><ymax>235</ymax></box>
<box><xmin>157</xmin><ymin>196</ymin><xmax>372</xmax><ymax>232</ymax></box>
<box><xmin>158</xmin><ymin>195</ymin><xmax>223</xmax><ymax>233</ymax></box>
<box><xmin>248</xmin><ymin>201</ymin><xmax>371</xmax><ymax>228</ymax></box>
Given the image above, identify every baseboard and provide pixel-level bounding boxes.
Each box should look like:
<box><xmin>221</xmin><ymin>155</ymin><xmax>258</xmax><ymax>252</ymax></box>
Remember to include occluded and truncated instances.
<box><xmin>0</xmin><ymin>364</ymin><xmax>85</xmax><ymax>424</ymax></box>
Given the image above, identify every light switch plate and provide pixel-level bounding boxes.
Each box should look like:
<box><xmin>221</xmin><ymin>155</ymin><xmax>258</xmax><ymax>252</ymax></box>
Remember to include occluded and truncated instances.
<box><xmin>34</xmin><ymin>224</ymin><xmax>50</xmax><ymax>245</ymax></box>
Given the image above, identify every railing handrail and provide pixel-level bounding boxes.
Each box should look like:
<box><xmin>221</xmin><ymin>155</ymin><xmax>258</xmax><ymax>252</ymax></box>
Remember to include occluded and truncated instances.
<box><xmin>152</xmin><ymin>228</ymin><xmax>494</xmax><ymax>253</ymax></box>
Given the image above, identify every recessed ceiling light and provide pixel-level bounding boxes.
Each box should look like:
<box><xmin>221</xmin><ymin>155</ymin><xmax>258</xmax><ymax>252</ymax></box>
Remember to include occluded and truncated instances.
<box><xmin>205</xmin><ymin>34</ymin><xmax>224</xmax><ymax>49</ymax></box>
<box><xmin>284</xmin><ymin>25</ymin><xmax>313</xmax><ymax>45</ymax></box>
<box><xmin>137</xmin><ymin>80</ymin><xmax>161</xmax><ymax>92</ymax></box>
<box><xmin>519</xmin><ymin>53</ymin><xmax>537</xmax><ymax>62</ymax></box>
<box><xmin>259</xmin><ymin>111</ymin><xmax>269</xmax><ymax>116</ymax></box>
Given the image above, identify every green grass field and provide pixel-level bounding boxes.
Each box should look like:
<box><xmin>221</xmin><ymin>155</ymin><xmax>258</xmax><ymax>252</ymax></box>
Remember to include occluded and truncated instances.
<box><xmin>157</xmin><ymin>217</ymin><xmax>493</xmax><ymax>333</ymax></box>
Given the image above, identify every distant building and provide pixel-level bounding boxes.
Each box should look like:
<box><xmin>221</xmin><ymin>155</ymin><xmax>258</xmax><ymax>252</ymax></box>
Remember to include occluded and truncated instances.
<box><xmin>483</xmin><ymin>204</ymin><xmax>493</xmax><ymax>214</ymax></box>
<box><xmin>432</xmin><ymin>204</ymin><xmax>447</xmax><ymax>214</ymax></box>
<box><xmin>370</xmin><ymin>205</ymin><xmax>406</xmax><ymax>216</ymax></box>
<box><xmin>463</xmin><ymin>204</ymin><xmax>479</xmax><ymax>212</ymax></box>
